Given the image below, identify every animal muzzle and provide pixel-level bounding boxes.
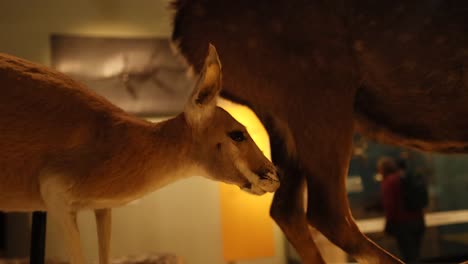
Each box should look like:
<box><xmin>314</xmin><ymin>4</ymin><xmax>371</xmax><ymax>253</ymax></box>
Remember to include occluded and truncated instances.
<box><xmin>256</xmin><ymin>168</ymin><xmax>280</xmax><ymax>192</ymax></box>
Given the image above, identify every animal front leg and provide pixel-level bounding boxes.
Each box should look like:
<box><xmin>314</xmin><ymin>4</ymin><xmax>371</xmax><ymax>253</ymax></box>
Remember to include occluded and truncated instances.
<box><xmin>270</xmin><ymin>170</ymin><xmax>325</xmax><ymax>264</ymax></box>
<box><xmin>41</xmin><ymin>176</ymin><xmax>86</xmax><ymax>264</ymax></box>
<box><xmin>45</xmin><ymin>208</ymin><xmax>85</xmax><ymax>264</ymax></box>
<box><xmin>262</xmin><ymin>115</ymin><xmax>324</xmax><ymax>264</ymax></box>
<box><xmin>95</xmin><ymin>208</ymin><xmax>112</xmax><ymax>264</ymax></box>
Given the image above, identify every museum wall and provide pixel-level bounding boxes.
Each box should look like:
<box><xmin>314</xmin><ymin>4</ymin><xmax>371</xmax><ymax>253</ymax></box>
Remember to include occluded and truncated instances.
<box><xmin>0</xmin><ymin>1</ymin><xmax>285</xmax><ymax>264</ymax></box>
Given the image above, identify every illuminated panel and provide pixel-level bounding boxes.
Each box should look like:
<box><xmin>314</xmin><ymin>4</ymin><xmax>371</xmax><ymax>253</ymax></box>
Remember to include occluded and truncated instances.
<box><xmin>357</xmin><ymin>209</ymin><xmax>468</xmax><ymax>233</ymax></box>
<box><xmin>217</xmin><ymin>98</ymin><xmax>276</xmax><ymax>261</ymax></box>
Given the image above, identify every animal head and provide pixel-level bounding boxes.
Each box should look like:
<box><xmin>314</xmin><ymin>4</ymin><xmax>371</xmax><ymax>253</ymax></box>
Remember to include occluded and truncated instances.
<box><xmin>184</xmin><ymin>44</ymin><xmax>279</xmax><ymax>195</ymax></box>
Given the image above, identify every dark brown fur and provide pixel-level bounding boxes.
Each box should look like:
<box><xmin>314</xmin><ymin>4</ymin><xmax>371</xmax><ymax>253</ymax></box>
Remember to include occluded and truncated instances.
<box><xmin>171</xmin><ymin>1</ymin><xmax>468</xmax><ymax>263</ymax></box>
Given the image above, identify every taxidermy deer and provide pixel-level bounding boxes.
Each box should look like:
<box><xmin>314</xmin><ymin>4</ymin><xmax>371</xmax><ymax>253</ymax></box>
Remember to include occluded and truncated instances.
<box><xmin>0</xmin><ymin>44</ymin><xmax>279</xmax><ymax>264</ymax></box>
<box><xmin>172</xmin><ymin>0</ymin><xmax>468</xmax><ymax>263</ymax></box>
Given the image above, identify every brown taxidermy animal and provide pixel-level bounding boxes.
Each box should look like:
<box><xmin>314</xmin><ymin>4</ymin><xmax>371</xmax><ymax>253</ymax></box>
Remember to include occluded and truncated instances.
<box><xmin>0</xmin><ymin>44</ymin><xmax>279</xmax><ymax>264</ymax></box>
<box><xmin>172</xmin><ymin>1</ymin><xmax>468</xmax><ymax>263</ymax></box>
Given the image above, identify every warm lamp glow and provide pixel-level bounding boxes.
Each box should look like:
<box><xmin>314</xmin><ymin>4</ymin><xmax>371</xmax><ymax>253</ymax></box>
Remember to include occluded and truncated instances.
<box><xmin>218</xmin><ymin>98</ymin><xmax>271</xmax><ymax>160</ymax></box>
<box><xmin>217</xmin><ymin>98</ymin><xmax>276</xmax><ymax>261</ymax></box>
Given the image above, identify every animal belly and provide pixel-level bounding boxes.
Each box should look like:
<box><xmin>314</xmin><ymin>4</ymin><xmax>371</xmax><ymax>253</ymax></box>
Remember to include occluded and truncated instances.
<box><xmin>354</xmin><ymin>79</ymin><xmax>468</xmax><ymax>152</ymax></box>
<box><xmin>71</xmin><ymin>198</ymin><xmax>139</xmax><ymax>211</ymax></box>
<box><xmin>0</xmin><ymin>188</ymin><xmax>45</xmax><ymax>212</ymax></box>
<box><xmin>0</xmin><ymin>162</ymin><xmax>44</xmax><ymax>211</ymax></box>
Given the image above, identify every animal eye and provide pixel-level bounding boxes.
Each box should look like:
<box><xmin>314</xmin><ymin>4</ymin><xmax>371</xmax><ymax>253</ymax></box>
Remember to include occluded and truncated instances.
<box><xmin>228</xmin><ymin>131</ymin><xmax>246</xmax><ymax>142</ymax></box>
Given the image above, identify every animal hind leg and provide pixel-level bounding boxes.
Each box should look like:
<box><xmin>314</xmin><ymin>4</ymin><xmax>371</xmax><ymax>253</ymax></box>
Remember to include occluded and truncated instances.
<box><xmin>95</xmin><ymin>208</ymin><xmax>112</xmax><ymax>264</ymax></box>
<box><xmin>298</xmin><ymin>109</ymin><xmax>402</xmax><ymax>264</ymax></box>
<box><xmin>306</xmin><ymin>172</ymin><xmax>402</xmax><ymax>263</ymax></box>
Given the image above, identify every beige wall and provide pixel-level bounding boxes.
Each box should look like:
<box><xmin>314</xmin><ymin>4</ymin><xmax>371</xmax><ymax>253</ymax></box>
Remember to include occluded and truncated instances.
<box><xmin>0</xmin><ymin>1</ymin><xmax>285</xmax><ymax>263</ymax></box>
<box><xmin>0</xmin><ymin>0</ymin><xmax>172</xmax><ymax>65</ymax></box>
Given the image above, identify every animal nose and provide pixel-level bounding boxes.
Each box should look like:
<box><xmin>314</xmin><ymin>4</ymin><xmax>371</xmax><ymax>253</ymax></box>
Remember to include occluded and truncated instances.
<box><xmin>259</xmin><ymin>170</ymin><xmax>278</xmax><ymax>181</ymax></box>
<box><xmin>257</xmin><ymin>168</ymin><xmax>280</xmax><ymax>192</ymax></box>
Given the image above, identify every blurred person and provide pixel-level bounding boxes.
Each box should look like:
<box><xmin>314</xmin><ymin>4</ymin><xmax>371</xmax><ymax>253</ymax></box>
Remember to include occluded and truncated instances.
<box><xmin>378</xmin><ymin>157</ymin><xmax>426</xmax><ymax>262</ymax></box>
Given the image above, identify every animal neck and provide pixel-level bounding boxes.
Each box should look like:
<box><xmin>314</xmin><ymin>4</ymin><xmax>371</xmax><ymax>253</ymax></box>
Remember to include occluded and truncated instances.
<box><xmin>67</xmin><ymin>113</ymin><xmax>205</xmax><ymax>208</ymax></box>
<box><xmin>132</xmin><ymin>113</ymin><xmax>201</xmax><ymax>192</ymax></box>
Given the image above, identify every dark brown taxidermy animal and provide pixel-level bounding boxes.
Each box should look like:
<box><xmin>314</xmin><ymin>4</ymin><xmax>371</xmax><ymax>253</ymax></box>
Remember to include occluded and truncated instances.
<box><xmin>172</xmin><ymin>1</ymin><xmax>468</xmax><ymax>263</ymax></box>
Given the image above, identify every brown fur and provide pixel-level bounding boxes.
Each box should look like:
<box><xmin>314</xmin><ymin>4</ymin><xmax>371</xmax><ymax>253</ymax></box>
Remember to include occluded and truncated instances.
<box><xmin>0</xmin><ymin>45</ymin><xmax>278</xmax><ymax>264</ymax></box>
<box><xmin>171</xmin><ymin>1</ymin><xmax>468</xmax><ymax>263</ymax></box>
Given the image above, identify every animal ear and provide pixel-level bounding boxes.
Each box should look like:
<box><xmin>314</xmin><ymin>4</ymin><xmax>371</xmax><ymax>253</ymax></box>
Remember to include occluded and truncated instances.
<box><xmin>185</xmin><ymin>44</ymin><xmax>222</xmax><ymax>126</ymax></box>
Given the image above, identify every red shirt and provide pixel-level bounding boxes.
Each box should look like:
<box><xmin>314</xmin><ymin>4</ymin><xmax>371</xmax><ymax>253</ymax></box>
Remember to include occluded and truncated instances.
<box><xmin>381</xmin><ymin>173</ymin><xmax>424</xmax><ymax>223</ymax></box>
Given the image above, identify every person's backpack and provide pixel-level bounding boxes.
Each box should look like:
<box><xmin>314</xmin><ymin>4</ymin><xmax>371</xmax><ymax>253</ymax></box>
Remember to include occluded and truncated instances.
<box><xmin>400</xmin><ymin>171</ymin><xmax>429</xmax><ymax>211</ymax></box>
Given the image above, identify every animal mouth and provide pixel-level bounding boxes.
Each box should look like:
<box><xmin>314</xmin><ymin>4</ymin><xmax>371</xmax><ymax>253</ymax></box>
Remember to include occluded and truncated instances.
<box><xmin>241</xmin><ymin>184</ymin><xmax>266</xmax><ymax>195</ymax></box>
<box><xmin>242</xmin><ymin>182</ymin><xmax>252</xmax><ymax>189</ymax></box>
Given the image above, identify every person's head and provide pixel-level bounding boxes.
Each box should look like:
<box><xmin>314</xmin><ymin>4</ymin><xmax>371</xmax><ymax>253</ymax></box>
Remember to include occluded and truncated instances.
<box><xmin>396</xmin><ymin>158</ymin><xmax>407</xmax><ymax>172</ymax></box>
<box><xmin>377</xmin><ymin>157</ymin><xmax>398</xmax><ymax>177</ymax></box>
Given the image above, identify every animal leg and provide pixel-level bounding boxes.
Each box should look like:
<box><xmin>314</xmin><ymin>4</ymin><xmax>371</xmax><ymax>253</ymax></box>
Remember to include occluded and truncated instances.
<box><xmin>44</xmin><ymin>206</ymin><xmax>84</xmax><ymax>264</ymax></box>
<box><xmin>40</xmin><ymin>176</ymin><xmax>86</xmax><ymax>264</ymax></box>
<box><xmin>299</xmin><ymin>112</ymin><xmax>402</xmax><ymax>264</ymax></box>
<box><xmin>270</xmin><ymin>170</ymin><xmax>325</xmax><ymax>264</ymax></box>
<box><xmin>95</xmin><ymin>208</ymin><xmax>112</xmax><ymax>264</ymax></box>
<box><xmin>262</xmin><ymin>115</ymin><xmax>325</xmax><ymax>263</ymax></box>
<box><xmin>307</xmin><ymin>172</ymin><xmax>401</xmax><ymax>263</ymax></box>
